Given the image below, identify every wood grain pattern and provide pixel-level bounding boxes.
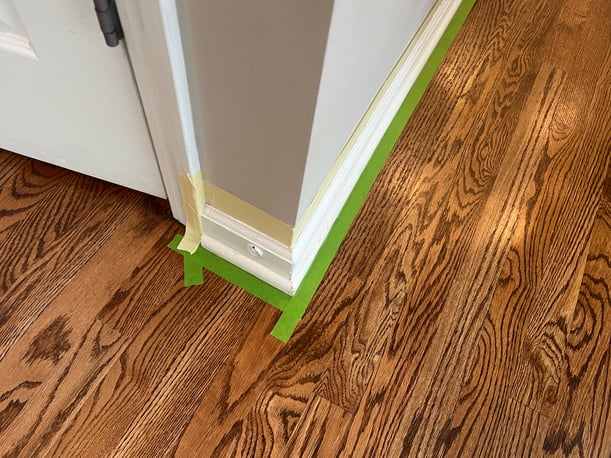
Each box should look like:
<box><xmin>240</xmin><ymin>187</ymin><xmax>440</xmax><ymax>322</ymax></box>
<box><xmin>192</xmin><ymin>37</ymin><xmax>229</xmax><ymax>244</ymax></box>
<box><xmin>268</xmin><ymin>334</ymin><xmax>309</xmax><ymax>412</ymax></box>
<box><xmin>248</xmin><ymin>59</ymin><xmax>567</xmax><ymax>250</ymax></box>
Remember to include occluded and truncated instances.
<box><xmin>173</xmin><ymin>270</ymin><xmax>363</xmax><ymax>457</ymax></box>
<box><xmin>0</xmin><ymin>173</ymin><xmax>121</xmax><ymax>294</ymax></box>
<box><xmin>0</xmin><ymin>158</ymin><xmax>65</xmax><ymax>235</ymax></box>
<box><xmin>0</xmin><ymin>150</ymin><xmax>29</xmax><ymax>186</ymax></box>
<box><xmin>344</xmin><ymin>63</ymin><xmax>565</xmax><ymax>457</ymax></box>
<box><xmin>542</xmin><ymin>182</ymin><xmax>611</xmax><ymax>457</ymax></box>
<box><xmin>285</xmin><ymin>395</ymin><xmax>352</xmax><ymax>457</ymax></box>
<box><xmin>1</xmin><ymin>0</ymin><xmax>609</xmax><ymax>454</ymax></box>
<box><xmin>0</xmin><ymin>194</ymin><xmax>176</xmax><ymax>457</ymax></box>
<box><xmin>443</xmin><ymin>1</ymin><xmax>611</xmax><ymax>453</ymax></box>
<box><xmin>48</xmin><ymin>264</ymin><xmax>263</xmax><ymax>456</ymax></box>
<box><xmin>0</xmin><ymin>184</ymin><xmax>147</xmax><ymax>361</ymax></box>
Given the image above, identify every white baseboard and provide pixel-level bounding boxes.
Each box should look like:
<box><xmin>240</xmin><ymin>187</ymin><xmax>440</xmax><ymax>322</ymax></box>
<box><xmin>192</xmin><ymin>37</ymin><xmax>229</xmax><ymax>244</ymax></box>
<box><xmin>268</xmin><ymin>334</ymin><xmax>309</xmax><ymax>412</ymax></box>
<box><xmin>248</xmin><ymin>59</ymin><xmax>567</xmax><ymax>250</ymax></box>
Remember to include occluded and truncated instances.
<box><xmin>201</xmin><ymin>205</ymin><xmax>296</xmax><ymax>294</ymax></box>
<box><xmin>200</xmin><ymin>0</ymin><xmax>461</xmax><ymax>296</ymax></box>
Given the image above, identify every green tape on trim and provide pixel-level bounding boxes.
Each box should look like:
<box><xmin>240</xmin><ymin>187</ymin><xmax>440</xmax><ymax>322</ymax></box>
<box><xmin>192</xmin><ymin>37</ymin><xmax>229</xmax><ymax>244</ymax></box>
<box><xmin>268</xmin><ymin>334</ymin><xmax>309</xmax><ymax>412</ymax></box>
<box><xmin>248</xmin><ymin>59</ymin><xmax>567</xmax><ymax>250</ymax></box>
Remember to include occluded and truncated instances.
<box><xmin>168</xmin><ymin>0</ymin><xmax>476</xmax><ymax>341</ymax></box>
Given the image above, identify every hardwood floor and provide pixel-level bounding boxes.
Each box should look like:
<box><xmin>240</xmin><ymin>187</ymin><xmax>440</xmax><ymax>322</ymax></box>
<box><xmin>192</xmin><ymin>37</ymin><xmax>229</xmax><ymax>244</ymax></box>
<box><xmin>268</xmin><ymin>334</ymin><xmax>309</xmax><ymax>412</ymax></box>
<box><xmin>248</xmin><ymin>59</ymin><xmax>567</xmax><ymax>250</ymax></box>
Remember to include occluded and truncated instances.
<box><xmin>0</xmin><ymin>0</ymin><xmax>609</xmax><ymax>455</ymax></box>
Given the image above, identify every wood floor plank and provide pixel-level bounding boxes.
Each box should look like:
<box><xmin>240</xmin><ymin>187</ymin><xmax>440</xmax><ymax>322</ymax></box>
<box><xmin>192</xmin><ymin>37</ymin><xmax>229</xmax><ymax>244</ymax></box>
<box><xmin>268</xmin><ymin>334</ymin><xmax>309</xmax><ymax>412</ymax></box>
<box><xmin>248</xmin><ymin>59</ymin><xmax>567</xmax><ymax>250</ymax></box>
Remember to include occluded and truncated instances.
<box><xmin>0</xmin><ymin>196</ymin><xmax>176</xmax><ymax>457</ymax></box>
<box><xmin>509</xmin><ymin>4</ymin><xmax>611</xmax><ymax>413</ymax></box>
<box><xmin>341</xmin><ymin>60</ymin><xmax>566</xmax><ymax>456</ymax></box>
<box><xmin>173</xmin><ymin>270</ymin><xmax>363</xmax><ymax>457</ymax></box>
<box><xmin>440</xmin><ymin>0</ymin><xmax>611</xmax><ymax>453</ymax></box>
<box><xmin>314</xmin><ymin>237</ymin><xmax>406</xmax><ymax>413</ymax></box>
<box><xmin>284</xmin><ymin>395</ymin><xmax>352</xmax><ymax>458</ymax></box>
<box><xmin>540</xmin><ymin>180</ymin><xmax>611</xmax><ymax>457</ymax></box>
<box><xmin>0</xmin><ymin>186</ymin><xmax>150</xmax><ymax>361</ymax></box>
<box><xmin>48</xmin><ymin>260</ymin><xmax>263</xmax><ymax>456</ymax></box>
<box><xmin>510</xmin><ymin>55</ymin><xmax>611</xmax><ymax>413</ymax></box>
<box><xmin>172</xmin><ymin>305</ymin><xmax>285</xmax><ymax>457</ymax></box>
<box><xmin>1</xmin><ymin>319</ymin><xmax>127</xmax><ymax>458</ymax></box>
<box><xmin>106</xmin><ymin>286</ymin><xmax>263</xmax><ymax>457</ymax></box>
<box><xmin>476</xmin><ymin>397</ymin><xmax>550</xmax><ymax>458</ymax></box>
<box><xmin>432</xmin><ymin>394</ymin><xmax>551</xmax><ymax>457</ymax></box>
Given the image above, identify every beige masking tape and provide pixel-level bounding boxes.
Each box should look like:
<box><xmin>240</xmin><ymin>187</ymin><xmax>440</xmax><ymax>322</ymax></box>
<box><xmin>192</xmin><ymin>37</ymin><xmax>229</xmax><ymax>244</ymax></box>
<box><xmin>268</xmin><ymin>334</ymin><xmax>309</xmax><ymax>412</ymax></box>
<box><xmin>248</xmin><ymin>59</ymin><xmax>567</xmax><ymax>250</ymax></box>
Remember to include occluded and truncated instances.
<box><xmin>177</xmin><ymin>170</ymin><xmax>205</xmax><ymax>254</ymax></box>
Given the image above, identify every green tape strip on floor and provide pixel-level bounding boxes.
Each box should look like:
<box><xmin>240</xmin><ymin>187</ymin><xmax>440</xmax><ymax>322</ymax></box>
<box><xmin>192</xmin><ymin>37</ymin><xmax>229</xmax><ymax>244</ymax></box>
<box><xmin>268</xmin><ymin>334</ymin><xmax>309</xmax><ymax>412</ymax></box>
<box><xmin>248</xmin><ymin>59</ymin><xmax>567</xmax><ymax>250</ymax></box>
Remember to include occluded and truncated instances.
<box><xmin>168</xmin><ymin>235</ymin><xmax>292</xmax><ymax>310</ymax></box>
<box><xmin>169</xmin><ymin>0</ymin><xmax>476</xmax><ymax>342</ymax></box>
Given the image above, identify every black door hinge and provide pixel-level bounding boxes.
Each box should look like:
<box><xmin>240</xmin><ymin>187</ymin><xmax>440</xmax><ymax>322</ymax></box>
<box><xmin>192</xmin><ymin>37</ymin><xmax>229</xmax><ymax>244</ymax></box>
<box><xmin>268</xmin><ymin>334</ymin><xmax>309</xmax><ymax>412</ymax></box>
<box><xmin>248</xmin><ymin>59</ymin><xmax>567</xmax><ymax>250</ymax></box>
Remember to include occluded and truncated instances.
<box><xmin>93</xmin><ymin>0</ymin><xmax>124</xmax><ymax>47</ymax></box>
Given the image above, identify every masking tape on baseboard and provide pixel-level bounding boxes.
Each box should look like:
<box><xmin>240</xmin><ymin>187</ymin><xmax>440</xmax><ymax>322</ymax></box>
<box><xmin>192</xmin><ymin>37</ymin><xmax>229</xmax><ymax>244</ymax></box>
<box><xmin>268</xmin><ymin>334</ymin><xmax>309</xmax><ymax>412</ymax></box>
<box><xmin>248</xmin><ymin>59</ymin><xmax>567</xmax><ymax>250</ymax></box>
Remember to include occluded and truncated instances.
<box><xmin>177</xmin><ymin>170</ymin><xmax>205</xmax><ymax>254</ymax></box>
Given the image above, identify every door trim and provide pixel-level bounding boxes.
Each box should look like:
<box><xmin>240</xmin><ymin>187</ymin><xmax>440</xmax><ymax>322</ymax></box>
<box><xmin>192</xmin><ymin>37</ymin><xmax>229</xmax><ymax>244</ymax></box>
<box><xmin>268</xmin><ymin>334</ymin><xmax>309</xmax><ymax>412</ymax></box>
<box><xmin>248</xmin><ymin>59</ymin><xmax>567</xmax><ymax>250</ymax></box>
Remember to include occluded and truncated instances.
<box><xmin>117</xmin><ymin>0</ymin><xmax>200</xmax><ymax>224</ymax></box>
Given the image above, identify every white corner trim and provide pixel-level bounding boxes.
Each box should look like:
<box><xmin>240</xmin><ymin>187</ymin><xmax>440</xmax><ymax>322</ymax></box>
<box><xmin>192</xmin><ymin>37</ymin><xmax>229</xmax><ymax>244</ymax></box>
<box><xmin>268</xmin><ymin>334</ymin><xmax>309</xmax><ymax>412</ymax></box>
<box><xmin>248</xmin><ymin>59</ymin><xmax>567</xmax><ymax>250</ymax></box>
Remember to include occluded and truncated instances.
<box><xmin>198</xmin><ymin>0</ymin><xmax>461</xmax><ymax>296</ymax></box>
<box><xmin>0</xmin><ymin>30</ymin><xmax>37</xmax><ymax>59</ymax></box>
<box><xmin>0</xmin><ymin>2</ymin><xmax>37</xmax><ymax>59</ymax></box>
<box><xmin>292</xmin><ymin>0</ymin><xmax>462</xmax><ymax>289</ymax></box>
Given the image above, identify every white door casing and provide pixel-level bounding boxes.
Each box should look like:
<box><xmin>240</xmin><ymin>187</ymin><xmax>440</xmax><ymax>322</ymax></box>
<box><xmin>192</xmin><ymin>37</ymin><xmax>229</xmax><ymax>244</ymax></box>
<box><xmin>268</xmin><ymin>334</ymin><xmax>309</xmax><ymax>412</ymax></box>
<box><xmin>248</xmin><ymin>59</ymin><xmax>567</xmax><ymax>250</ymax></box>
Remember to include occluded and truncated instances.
<box><xmin>0</xmin><ymin>0</ymin><xmax>165</xmax><ymax>197</ymax></box>
<box><xmin>116</xmin><ymin>0</ymin><xmax>201</xmax><ymax>225</ymax></box>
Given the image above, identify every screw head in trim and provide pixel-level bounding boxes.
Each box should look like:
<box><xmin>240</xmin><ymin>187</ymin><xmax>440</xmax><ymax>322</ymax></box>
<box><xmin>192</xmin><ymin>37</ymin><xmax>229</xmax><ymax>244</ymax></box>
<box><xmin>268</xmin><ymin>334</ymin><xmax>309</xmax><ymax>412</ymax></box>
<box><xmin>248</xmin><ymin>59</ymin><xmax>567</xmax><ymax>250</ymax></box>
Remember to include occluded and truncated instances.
<box><xmin>247</xmin><ymin>243</ymin><xmax>263</xmax><ymax>257</ymax></box>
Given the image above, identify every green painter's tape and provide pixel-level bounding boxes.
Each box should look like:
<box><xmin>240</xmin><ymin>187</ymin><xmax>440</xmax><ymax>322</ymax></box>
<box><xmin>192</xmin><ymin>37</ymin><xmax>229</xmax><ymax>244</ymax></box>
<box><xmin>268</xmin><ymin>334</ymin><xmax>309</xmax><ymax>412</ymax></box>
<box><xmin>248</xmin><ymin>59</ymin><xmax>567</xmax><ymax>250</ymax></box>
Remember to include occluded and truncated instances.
<box><xmin>169</xmin><ymin>0</ymin><xmax>476</xmax><ymax>342</ymax></box>
<box><xmin>169</xmin><ymin>234</ymin><xmax>292</xmax><ymax>308</ymax></box>
<box><xmin>168</xmin><ymin>236</ymin><xmax>204</xmax><ymax>286</ymax></box>
<box><xmin>183</xmin><ymin>250</ymin><xmax>205</xmax><ymax>286</ymax></box>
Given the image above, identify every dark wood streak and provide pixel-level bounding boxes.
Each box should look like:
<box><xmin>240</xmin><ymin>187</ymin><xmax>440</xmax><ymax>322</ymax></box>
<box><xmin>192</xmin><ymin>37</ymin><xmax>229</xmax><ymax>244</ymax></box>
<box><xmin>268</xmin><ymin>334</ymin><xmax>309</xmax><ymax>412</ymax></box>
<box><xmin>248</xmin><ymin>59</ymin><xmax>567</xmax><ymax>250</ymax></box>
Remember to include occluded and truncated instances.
<box><xmin>24</xmin><ymin>316</ymin><xmax>72</xmax><ymax>365</ymax></box>
<box><xmin>0</xmin><ymin>400</ymin><xmax>25</xmax><ymax>436</ymax></box>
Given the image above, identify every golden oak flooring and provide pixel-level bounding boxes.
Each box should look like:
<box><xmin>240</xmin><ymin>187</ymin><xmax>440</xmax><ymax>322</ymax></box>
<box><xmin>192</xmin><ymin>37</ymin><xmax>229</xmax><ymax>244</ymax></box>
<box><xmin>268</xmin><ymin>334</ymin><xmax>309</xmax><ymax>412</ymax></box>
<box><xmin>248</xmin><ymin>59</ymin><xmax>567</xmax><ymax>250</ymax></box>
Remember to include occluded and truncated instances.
<box><xmin>0</xmin><ymin>0</ymin><xmax>610</xmax><ymax>455</ymax></box>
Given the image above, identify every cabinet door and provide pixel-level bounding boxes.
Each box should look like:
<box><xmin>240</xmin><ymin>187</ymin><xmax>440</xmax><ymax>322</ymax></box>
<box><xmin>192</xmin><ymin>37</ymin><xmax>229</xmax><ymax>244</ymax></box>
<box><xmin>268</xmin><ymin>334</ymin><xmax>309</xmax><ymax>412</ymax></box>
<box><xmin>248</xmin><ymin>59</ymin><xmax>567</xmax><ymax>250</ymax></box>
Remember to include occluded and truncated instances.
<box><xmin>0</xmin><ymin>0</ymin><xmax>165</xmax><ymax>197</ymax></box>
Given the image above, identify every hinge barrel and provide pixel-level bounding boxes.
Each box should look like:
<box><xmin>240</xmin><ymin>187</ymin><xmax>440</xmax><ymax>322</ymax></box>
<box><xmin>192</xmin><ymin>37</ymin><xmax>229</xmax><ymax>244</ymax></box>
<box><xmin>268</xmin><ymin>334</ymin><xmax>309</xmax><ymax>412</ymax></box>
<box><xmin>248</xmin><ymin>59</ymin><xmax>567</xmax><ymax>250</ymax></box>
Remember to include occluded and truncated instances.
<box><xmin>93</xmin><ymin>0</ymin><xmax>124</xmax><ymax>47</ymax></box>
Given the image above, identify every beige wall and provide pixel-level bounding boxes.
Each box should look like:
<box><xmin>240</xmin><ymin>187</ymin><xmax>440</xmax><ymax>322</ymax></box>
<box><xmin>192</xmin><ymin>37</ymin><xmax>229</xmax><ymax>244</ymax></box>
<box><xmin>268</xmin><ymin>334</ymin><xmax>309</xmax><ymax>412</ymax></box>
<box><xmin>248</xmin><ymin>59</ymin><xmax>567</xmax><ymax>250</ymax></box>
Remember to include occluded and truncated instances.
<box><xmin>176</xmin><ymin>0</ymin><xmax>334</xmax><ymax>225</ymax></box>
<box><xmin>177</xmin><ymin>0</ymin><xmax>436</xmax><ymax>227</ymax></box>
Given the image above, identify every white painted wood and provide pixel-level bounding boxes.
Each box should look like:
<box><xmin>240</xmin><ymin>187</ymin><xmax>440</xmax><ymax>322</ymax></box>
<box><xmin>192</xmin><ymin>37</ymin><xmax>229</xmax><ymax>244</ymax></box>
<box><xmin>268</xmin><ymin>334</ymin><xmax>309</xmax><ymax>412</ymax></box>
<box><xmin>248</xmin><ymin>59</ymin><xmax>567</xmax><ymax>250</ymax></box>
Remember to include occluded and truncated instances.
<box><xmin>201</xmin><ymin>205</ymin><xmax>295</xmax><ymax>294</ymax></box>
<box><xmin>116</xmin><ymin>0</ymin><xmax>202</xmax><ymax>223</ymax></box>
<box><xmin>0</xmin><ymin>0</ymin><xmax>165</xmax><ymax>197</ymax></box>
<box><xmin>292</xmin><ymin>0</ymin><xmax>463</xmax><ymax>290</ymax></box>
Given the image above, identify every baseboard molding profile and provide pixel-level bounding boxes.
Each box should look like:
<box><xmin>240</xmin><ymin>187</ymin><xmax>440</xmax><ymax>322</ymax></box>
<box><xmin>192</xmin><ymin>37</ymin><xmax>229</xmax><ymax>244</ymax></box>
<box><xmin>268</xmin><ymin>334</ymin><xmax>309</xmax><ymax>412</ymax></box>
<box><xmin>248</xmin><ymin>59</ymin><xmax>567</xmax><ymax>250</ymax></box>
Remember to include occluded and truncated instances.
<box><xmin>201</xmin><ymin>205</ymin><xmax>297</xmax><ymax>294</ymax></box>
<box><xmin>198</xmin><ymin>0</ymin><xmax>464</xmax><ymax>296</ymax></box>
